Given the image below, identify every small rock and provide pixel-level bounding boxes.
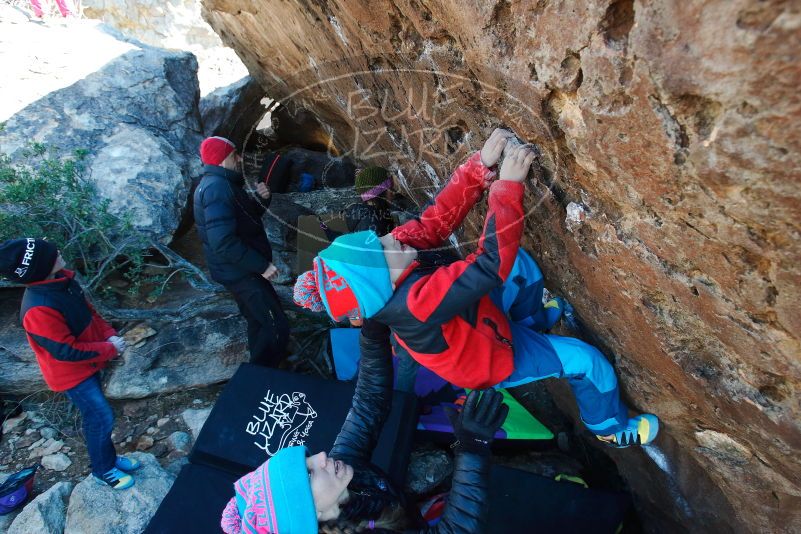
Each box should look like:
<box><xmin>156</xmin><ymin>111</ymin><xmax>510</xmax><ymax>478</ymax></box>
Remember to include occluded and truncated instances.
<box><xmin>156</xmin><ymin>417</ymin><xmax>170</xmax><ymax>427</ymax></box>
<box><xmin>181</xmin><ymin>407</ymin><xmax>212</xmax><ymax>440</ymax></box>
<box><xmin>41</xmin><ymin>453</ymin><xmax>72</xmax><ymax>472</ymax></box>
<box><xmin>2</xmin><ymin>412</ymin><xmax>26</xmax><ymax>434</ymax></box>
<box><xmin>136</xmin><ymin>436</ymin><xmax>155</xmax><ymax>451</ymax></box>
<box><xmin>123</xmin><ymin>324</ymin><xmax>157</xmax><ymax>346</ymax></box>
<box><xmin>14</xmin><ymin>433</ymin><xmax>39</xmax><ymax>449</ymax></box>
<box><xmin>167</xmin><ymin>431</ymin><xmax>191</xmax><ymax>453</ymax></box>
<box><xmin>28</xmin><ymin>439</ymin><xmax>64</xmax><ymax>459</ymax></box>
<box><xmin>39</xmin><ymin>427</ymin><xmax>57</xmax><ymax>440</ymax></box>
<box><xmin>24</xmin><ymin>428</ymin><xmax>38</xmax><ymax>436</ymax></box>
<box><xmin>192</xmin><ymin>399</ymin><xmax>202</xmax><ymax>405</ymax></box>
<box><xmin>146</xmin><ymin>427</ymin><xmax>157</xmax><ymax>435</ymax></box>
<box><xmin>165</xmin><ymin>456</ymin><xmax>189</xmax><ymax>477</ymax></box>
<box><xmin>405</xmin><ymin>449</ymin><xmax>453</xmax><ymax>495</ymax></box>
<box><xmin>122</xmin><ymin>400</ymin><xmax>148</xmax><ymax>418</ymax></box>
<box><xmin>28</xmin><ymin>438</ymin><xmax>46</xmax><ymax>450</ymax></box>
<box><xmin>149</xmin><ymin>443</ymin><xmax>168</xmax><ymax>458</ymax></box>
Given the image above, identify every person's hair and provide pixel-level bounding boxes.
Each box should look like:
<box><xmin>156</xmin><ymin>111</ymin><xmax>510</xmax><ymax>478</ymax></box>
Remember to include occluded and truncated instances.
<box><xmin>319</xmin><ymin>501</ymin><xmax>410</xmax><ymax>533</ymax></box>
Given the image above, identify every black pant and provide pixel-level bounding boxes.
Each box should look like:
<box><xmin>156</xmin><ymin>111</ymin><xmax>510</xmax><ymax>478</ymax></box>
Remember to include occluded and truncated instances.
<box><xmin>225</xmin><ymin>275</ymin><xmax>290</xmax><ymax>367</ymax></box>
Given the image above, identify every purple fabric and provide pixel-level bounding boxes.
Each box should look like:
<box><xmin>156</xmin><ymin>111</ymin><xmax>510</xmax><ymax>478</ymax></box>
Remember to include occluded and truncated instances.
<box><xmin>359</xmin><ymin>178</ymin><xmax>393</xmax><ymax>201</ymax></box>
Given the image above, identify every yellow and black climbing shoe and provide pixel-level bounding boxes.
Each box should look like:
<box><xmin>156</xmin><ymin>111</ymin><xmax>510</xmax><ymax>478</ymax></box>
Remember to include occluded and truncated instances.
<box><xmin>597</xmin><ymin>414</ymin><xmax>659</xmax><ymax>448</ymax></box>
<box><xmin>95</xmin><ymin>467</ymin><xmax>134</xmax><ymax>490</ymax></box>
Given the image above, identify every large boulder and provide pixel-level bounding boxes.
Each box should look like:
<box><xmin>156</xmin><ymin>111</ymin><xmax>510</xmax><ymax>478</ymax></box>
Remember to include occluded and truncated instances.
<box><xmin>201</xmin><ymin>2</ymin><xmax>801</xmax><ymax>532</ymax></box>
<box><xmin>103</xmin><ymin>295</ymin><xmax>247</xmax><ymax>399</ymax></box>
<box><xmin>64</xmin><ymin>452</ymin><xmax>173</xmax><ymax>534</ymax></box>
<box><xmin>200</xmin><ymin>76</ymin><xmax>267</xmax><ymax>146</ymax></box>
<box><xmin>0</xmin><ymin>14</ymin><xmax>203</xmax><ymax>243</ymax></box>
<box><xmin>8</xmin><ymin>481</ymin><xmax>72</xmax><ymax>534</ymax></box>
<box><xmin>0</xmin><ymin>288</ymin><xmax>45</xmax><ymax>394</ymax></box>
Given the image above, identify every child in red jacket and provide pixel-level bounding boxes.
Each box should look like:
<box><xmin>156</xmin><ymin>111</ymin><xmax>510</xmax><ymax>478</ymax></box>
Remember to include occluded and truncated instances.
<box><xmin>0</xmin><ymin>238</ymin><xmax>140</xmax><ymax>489</ymax></box>
<box><xmin>295</xmin><ymin>130</ymin><xmax>659</xmax><ymax>448</ymax></box>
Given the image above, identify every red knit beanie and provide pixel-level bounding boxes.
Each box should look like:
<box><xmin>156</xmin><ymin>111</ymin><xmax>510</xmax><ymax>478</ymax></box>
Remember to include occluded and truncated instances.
<box><xmin>200</xmin><ymin>136</ymin><xmax>236</xmax><ymax>166</ymax></box>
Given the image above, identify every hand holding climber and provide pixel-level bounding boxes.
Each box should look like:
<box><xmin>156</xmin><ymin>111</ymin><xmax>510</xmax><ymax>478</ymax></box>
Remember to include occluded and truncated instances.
<box><xmin>261</xmin><ymin>262</ymin><xmax>279</xmax><ymax>281</ymax></box>
<box><xmin>446</xmin><ymin>389</ymin><xmax>509</xmax><ymax>455</ymax></box>
<box><xmin>255</xmin><ymin>182</ymin><xmax>271</xmax><ymax>200</ymax></box>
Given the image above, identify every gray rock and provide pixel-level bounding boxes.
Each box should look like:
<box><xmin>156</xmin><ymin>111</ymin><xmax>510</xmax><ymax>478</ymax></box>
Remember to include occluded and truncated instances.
<box><xmin>181</xmin><ymin>408</ymin><xmax>212</xmax><ymax>440</ymax></box>
<box><xmin>405</xmin><ymin>449</ymin><xmax>453</xmax><ymax>495</ymax></box>
<box><xmin>8</xmin><ymin>481</ymin><xmax>72</xmax><ymax>534</ymax></box>
<box><xmin>0</xmin><ymin>16</ymin><xmax>202</xmax><ymax>243</ymax></box>
<box><xmin>64</xmin><ymin>453</ymin><xmax>174</xmax><ymax>534</ymax></box>
<box><xmin>200</xmin><ymin>76</ymin><xmax>266</xmax><ymax>145</ymax></box>
<box><xmin>103</xmin><ymin>295</ymin><xmax>249</xmax><ymax>399</ymax></box>
<box><xmin>41</xmin><ymin>453</ymin><xmax>72</xmax><ymax>472</ymax></box>
<box><xmin>136</xmin><ymin>436</ymin><xmax>155</xmax><ymax>451</ymax></box>
<box><xmin>1</xmin><ymin>411</ymin><xmax>26</xmax><ymax>434</ymax></box>
<box><xmin>167</xmin><ymin>431</ymin><xmax>191</xmax><ymax>453</ymax></box>
<box><xmin>164</xmin><ymin>456</ymin><xmax>189</xmax><ymax>478</ymax></box>
<box><xmin>28</xmin><ymin>439</ymin><xmax>64</xmax><ymax>459</ymax></box>
<box><xmin>39</xmin><ymin>427</ymin><xmax>58</xmax><ymax>440</ymax></box>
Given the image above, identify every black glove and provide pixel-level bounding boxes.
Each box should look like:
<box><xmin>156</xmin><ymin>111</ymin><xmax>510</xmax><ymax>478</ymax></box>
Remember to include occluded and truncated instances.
<box><xmin>445</xmin><ymin>389</ymin><xmax>509</xmax><ymax>456</ymax></box>
<box><xmin>360</xmin><ymin>318</ymin><xmax>391</xmax><ymax>341</ymax></box>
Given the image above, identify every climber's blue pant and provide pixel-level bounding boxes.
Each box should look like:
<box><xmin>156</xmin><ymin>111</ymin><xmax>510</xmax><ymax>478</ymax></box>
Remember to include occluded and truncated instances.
<box><xmin>492</xmin><ymin>250</ymin><xmax>630</xmax><ymax>435</ymax></box>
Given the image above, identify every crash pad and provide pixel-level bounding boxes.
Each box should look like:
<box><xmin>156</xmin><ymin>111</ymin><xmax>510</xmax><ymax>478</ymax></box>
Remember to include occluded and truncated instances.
<box><xmin>147</xmin><ymin>364</ymin><xmax>417</xmax><ymax>533</ymax></box>
<box><xmin>487</xmin><ymin>465</ymin><xmax>631</xmax><ymax>533</ymax></box>
<box><xmin>296</xmin><ymin>213</ymin><xmax>348</xmax><ymax>273</ymax></box>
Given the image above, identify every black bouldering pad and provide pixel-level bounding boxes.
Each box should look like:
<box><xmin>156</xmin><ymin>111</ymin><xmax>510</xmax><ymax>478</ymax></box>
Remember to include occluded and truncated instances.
<box><xmin>189</xmin><ymin>363</ymin><xmax>417</xmax><ymax>486</ymax></box>
<box><xmin>487</xmin><ymin>465</ymin><xmax>632</xmax><ymax>533</ymax></box>
<box><xmin>147</xmin><ymin>364</ymin><xmax>418</xmax><ymax>533</ymax></box>
<box><xmin>145</xmin><ymin>463</ymin><xmax>238</xmax><ymax>534</ymax></box>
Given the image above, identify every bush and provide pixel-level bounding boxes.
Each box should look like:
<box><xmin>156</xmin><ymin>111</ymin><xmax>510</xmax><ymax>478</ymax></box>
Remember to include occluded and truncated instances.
<box><xmin>0</xmin><ymin>145</ymin><xmax>176</xmax><ymax>299</ymax></box>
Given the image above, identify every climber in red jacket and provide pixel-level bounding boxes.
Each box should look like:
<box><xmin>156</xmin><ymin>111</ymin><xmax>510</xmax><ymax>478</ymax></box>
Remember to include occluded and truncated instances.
<box><xmin>0</xmin><ymin>238</ymin><xmax>141</xmax><ymax>489</ymax></box>
<box><xmin>294</xmin><ymin>129</ymin><xmax>660</xmax><ymax>448</ymax></box>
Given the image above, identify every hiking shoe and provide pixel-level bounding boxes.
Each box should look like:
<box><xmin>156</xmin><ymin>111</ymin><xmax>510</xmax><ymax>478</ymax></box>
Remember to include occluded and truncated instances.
<box><xmin>95</xmin><ymin>467</ymin><xmax>134</xmax><ymax>490</ymax></box>
<box><xmin>597</xmin><ymin>414</ymin><xmax>659</xmax><ymax>448</ymax></box>
<box><xmin>115</xmin><ymin>456</ymin><xmax>141</xmax><ymax>472</ymax></box>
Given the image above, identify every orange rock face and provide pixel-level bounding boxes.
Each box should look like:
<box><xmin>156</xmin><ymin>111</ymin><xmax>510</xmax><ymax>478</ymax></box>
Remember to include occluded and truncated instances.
<box><xmin>202</xmin><ymin>1</ymin><xmax>800</xmax><ymax>531</ymax></box>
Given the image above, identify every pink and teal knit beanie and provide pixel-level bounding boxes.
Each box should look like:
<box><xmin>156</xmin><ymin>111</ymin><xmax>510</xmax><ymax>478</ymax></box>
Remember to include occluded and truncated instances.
<box><xmin>221</xmin><ymin>446</ymin><xmax>316</xmax><ymax>534</ymax></box>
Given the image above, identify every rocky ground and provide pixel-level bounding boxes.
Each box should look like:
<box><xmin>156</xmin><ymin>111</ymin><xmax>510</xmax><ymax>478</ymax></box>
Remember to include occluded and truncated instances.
<box><xmin>0</xmin><ymin>385</ymin><xmax>219</xmax><ymax>530</ymax></box>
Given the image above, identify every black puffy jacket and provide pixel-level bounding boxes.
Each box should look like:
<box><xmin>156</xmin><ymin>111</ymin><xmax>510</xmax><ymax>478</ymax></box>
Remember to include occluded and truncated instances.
<box><xmin>193</xmin><ymin>165</ymin><xmax>273</xmax><ymax>284</ymax></box>
<box><xmin>330</xmin><ymin>327</ymin><xmax>490</xmax><ymax>534</ymax></box>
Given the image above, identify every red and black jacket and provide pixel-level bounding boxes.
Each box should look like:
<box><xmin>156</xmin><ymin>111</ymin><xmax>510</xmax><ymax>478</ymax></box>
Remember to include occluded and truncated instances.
<box><xmin>20</xmin><ymin>270</ymin><xmax>117</xmax><ymax>392</ymax></box>
<box><xmin>372</xmin><ymin>152</ymin><xmax>524</xmax><ymax>389</ymax></box>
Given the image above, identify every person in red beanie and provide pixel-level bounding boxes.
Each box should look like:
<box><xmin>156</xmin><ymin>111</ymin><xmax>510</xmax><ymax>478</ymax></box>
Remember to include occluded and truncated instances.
<box><xmin>193</xmin><ymin>137</ymin><xmax>290</xmax><ymax>367</ymax></box>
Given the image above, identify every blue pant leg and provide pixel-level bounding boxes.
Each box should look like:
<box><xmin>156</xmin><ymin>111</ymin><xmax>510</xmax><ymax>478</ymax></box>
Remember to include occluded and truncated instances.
<box><xmin>65</xmin><ymin>374</ymin><xmax>117</xmax><ymax>476</ymax></box>
<box><xmin>492</xmin><ymin>249</ymin><xmax>560</xmax><ymax>331</ymax></box>
<box><xmin>545</xmin><ymin>335</ymin><xmax>629</xmax><ymax>434</ymax></box>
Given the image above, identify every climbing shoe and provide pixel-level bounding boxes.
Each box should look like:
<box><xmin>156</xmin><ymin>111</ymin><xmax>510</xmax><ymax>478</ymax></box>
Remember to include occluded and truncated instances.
<box><xmin>543</xmin><ymin>297</ymin><xmax>564</xmax><ymax>330</ymax></box>
<box><xmin>597</xmin><ymin>414</ymin><xmax>659</xmax><ymax>448</ymax></box>
<box><xmin>115</xmin><ymin>456</ymin><xmax>141</xmax><ymax>472</ymax></box>
<box><xmin>95</xmin><ymin>467</ymin><xmax>134</xmax><ymax>490</ymax></box>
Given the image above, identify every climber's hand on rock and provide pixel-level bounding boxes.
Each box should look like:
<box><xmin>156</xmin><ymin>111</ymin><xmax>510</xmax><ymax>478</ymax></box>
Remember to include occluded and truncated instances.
<box><xmin>480</xmin><ymin>128</ymin><xmax>514</xmax><ymax>168</ymax></box>
<box><xmin>499</xmin><ymin>144</ymin><xmax>537</xmax><ymax>183</ymax></box>
<box><xmin>262</xmin><ymin>263</ymin><xmax>278</xmax><ymax>281</ymax></box>
<box><xmin>256</xmin><ymin>182</ymin><xmax>271</xmax><ymax>200</ymax></box>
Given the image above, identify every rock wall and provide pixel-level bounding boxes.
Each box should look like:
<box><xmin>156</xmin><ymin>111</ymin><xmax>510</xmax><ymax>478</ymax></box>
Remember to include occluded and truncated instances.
<box><xmin>201</xmin><ymin>1</ymin><xmax>800</xmax><ymax>531</ymax></box>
